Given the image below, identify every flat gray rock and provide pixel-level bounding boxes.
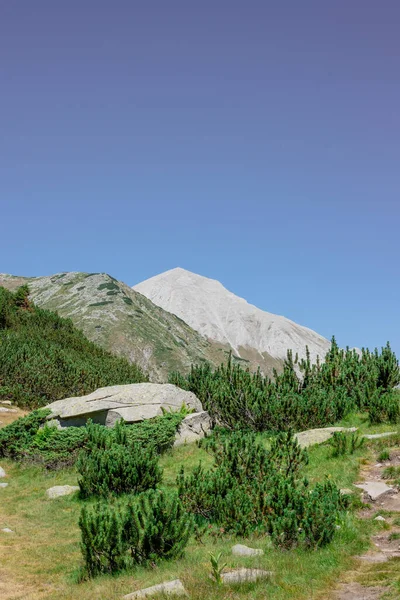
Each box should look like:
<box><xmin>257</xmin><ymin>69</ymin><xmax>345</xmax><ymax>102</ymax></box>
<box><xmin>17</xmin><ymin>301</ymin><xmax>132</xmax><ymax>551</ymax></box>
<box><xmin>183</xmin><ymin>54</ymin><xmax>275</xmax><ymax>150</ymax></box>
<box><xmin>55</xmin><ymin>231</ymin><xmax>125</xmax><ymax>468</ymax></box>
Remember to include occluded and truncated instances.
<box><xmin>374</xmin><ymin>515</ymin><xmax>386</xmax><ymax>522</ymax></box>
<box><xmin>123</xmin><ymin>579</ymin><xmax>188</xmax><ymax>598</ymax></box>
<box><xmin>0</xmin><ymin>483</ymin><xmax>8</xmax><ymax>488</ymax></box>
<box><xmin>295</xmin><ymin>427</ymin><xmax>357</xmax><ymax>448</ymax></box>
<box><xmin>232</xmin><ymin>544</ymin><xmax>264</xmax><ymax>557</ymax></box>
<box><xmin>363</xmin><ymin>432</ymin><xmax>397</xmax><ymax>440</ymax></box>
<box><xmin>46</xmin><ymin>485</ymin><xmax>79</xmax><ymax>499</ymax></box>
<box><xmin>354</xmin><ymin>481</ymin><xmax>394</xmax><ymax>501</ymax></box>
<box><xmin>0</xmin><ymin>400</ymin><xmax>12</xmax><ymax>406</ymax></box>
<box><xmin>0</xmin><ymin>467</ymin><xmax>6</xmax><ymax>478</ymax></box>
<box><xmin>0</xmin><ymin>407</ymin><xmax>17</xmax><ymax>413</ymax></box>
<box><xmin>221</xmin><ymin>568</ymin><xmax>272</xmax><ymax>584</ymax></box>
<box><xmin>45</xmin><ymin>383</ymin><xmax>202</xmax><ymax>428</ymax></box>
<box><xmin>174</xmin><ymin>411</ymin><xmax>211</xmax><ymax>446</ymax></box>
<box><xmin>1</xmin><ymin>528</ymin><xmax>14</xmax><ymax>533</ymax></box>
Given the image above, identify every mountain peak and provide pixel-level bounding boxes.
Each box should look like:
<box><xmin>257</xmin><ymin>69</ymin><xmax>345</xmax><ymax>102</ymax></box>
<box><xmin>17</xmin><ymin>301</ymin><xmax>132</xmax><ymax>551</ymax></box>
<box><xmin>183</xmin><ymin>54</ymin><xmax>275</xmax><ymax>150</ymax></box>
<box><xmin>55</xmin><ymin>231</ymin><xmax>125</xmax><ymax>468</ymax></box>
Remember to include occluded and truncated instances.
<box><xmin>134</xmin><ymin>269</ymin><xmax>330</xmax><ymax>362</ymax></box>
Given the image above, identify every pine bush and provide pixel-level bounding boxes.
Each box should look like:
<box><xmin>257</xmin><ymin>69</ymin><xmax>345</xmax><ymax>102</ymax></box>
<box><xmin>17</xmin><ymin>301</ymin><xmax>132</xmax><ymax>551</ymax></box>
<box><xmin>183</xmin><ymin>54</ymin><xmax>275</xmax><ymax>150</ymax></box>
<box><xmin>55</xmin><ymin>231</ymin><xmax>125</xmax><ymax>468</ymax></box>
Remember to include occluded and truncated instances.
<box><xmin>79</xmin><ymin>490</ymin><xmax>193</xmax><ymax>578</ymax></box>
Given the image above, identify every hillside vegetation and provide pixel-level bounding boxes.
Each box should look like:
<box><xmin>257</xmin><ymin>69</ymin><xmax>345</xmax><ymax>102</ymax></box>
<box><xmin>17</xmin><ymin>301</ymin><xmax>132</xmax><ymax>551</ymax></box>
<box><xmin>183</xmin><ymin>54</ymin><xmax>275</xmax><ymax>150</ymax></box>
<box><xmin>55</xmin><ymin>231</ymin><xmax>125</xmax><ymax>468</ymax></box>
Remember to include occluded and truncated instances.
<box><xmin>170</xmin><ymin>339</ymin><xmax>400</xmax><ymax>431</ymax></box>
<box><xmin>0</xmin><ymin>272</ymin><xmax>233</xmax><ymax>380</ymax></box>
<box><xmin>0</xmin><ymin>285</ymin><xmax>147</xmax><ymax>408</ymax></box>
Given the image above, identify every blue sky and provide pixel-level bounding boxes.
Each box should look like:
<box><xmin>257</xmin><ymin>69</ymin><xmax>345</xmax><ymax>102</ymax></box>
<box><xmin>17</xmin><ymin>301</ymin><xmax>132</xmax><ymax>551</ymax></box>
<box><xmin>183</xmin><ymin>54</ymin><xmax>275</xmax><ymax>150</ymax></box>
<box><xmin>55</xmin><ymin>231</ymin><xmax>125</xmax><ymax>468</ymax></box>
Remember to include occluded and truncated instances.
<box><xmin>1</xmin><ymin>1</ymin><xmax>399</xmax><ymax>354</ymax></box>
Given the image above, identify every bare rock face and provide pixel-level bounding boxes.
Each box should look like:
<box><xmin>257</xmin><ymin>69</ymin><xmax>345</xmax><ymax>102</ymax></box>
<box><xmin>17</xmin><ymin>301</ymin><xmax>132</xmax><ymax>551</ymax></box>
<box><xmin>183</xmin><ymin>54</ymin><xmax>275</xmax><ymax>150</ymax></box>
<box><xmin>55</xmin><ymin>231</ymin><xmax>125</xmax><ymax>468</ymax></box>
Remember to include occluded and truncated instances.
<box><xmin>45</xmin><ymin>383</ymin><xmax>203</xmax><ymax>428</ymax></box>
<box><xmin>134</xmin><ymin>267</ymin><xmax>330</xmax><ymax>363</ymax></box>
<box><xmin>174</xmin><ymin>411</ymin><xmax>212</xmax><ymax>446</ymax></box>
<box><xmin>123</xmin><ymin>579</ymin><xmax>188</xmax><ymax>598</ymax></box>
<box><xmin>46</xmin><ymin>485</ymin><xmax>79</xmax><ymax>499</ymax></box>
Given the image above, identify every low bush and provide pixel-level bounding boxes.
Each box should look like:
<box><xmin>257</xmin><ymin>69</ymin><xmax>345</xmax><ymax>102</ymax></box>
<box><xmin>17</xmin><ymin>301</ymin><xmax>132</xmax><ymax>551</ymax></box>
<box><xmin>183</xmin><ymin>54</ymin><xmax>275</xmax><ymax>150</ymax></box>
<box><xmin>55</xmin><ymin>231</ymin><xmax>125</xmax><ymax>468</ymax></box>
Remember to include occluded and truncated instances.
<box><xmin>178</xmin><ymin>429</ymin><xmax>346</xmax><ymax>547</ymax></box>
<box><xmin>79</xmin><ymin>490</ymin><xmax>193</xmax><ymax>578</ymax></box>
<box><xmin>329</xmin><ymin>431</ymin><xmax>364</xmax><ymax>458</ymax></box>
<box><xmin>0</xmin><ymin>412</ymin><xmax>183</xmax><ymax>469</ymax></box>
<box><xmin>170</xmin><ymin>338</ymin><xmax>400</xmax><ymax>432</ymax></box>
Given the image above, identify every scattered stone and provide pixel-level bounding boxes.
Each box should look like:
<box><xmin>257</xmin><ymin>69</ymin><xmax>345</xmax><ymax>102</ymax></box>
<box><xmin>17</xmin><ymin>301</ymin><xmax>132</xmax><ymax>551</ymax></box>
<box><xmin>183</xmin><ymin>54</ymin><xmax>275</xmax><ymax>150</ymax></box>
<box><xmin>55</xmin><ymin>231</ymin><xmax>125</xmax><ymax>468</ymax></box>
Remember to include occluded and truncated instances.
<box><xmin>354</xmin><ymin>481</ymin><xmax>394</xmax><ymax>501</ymax></box>
<box><xmin>231</xmin><ymin>544</ymin><xmax>264</xmax><ymax>557</ymax></box>
<box><xmin>0</xmin><ymin>483</ymin><xmax>8</xmax><ymax>488</ymax></box>
<box><xmin>0</xmin><ymin>400</ymin><xmax>12</xmax><ymax>406</ymax></box>
<box><xmin>45</xmin><ymin>383</ymin><xmax>203</xmax><ymax>428</ymax></box>
<box><xmin>358</xmin><ymin>552</ymin><xmax>388</xmax><ymax>563</ymax></box>
<box><xmin>363</xmin><ymin>432</ymin><xmax>397</xmax><ymax>440</ymax></box>
<box><xmin>174</xmin><ymin>411</ymin><xmax>212</xmax><ymax>446</ymax></box>
<box><xmin>375</xmin><ymin>463</ymin><xmax>383</xmax><ymax>468</ymax></box>
<box><xmin>0</xmin><ymin>407</ymin><xmax>17</xmax><ymax>413</ymax></box>
<box><xmin>295</xmin><ymin>427</ymin><xmax>357</xmax><ymax>448</ymax></box>
<box><xmin>374</xmin><ymin>515</ymin><xmax>386</xmax><ymax>522</ymax></box>
<box><xmin>333</xmin><ymin>582</ymin><xmax>385</xmax><ymax>599</ymax></box>
<box><xmin>0</xmin><ymin>467</ymin><xmax>6</xmax><ymax>478</ymax></box>
<box><xmin>123</xmin><ymin>579</ymin><xmax>188</xmax><ymax>598</ymax></box>
<box><xmin>220</xmin><ymin>568</ymin><xmax>272</xmax><ymax>584</ymax></box>
<box><xmin>340</xmin><ymin>488</ymin><xmax>354</xmax><ymax>496</ymax></box>
<box><xmin>1</xmin><ymin>528</ymin><xmax>14</xmax><ymax>534</ymax></box>
<box><xmin>46</xmin><ymin>485</ymin><xmax>79</xmax><ymax>499</ymax></box>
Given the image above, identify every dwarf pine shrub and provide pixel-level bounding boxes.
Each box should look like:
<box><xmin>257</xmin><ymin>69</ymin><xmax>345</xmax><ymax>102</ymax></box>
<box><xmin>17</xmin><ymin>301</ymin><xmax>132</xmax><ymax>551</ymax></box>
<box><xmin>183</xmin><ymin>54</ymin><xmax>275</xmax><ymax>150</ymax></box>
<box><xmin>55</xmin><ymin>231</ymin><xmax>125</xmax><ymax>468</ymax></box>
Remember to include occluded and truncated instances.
<box><xmin>77</xmin><ymin>421</ymin><xmax>162</xmax><ymax>498</ymax></box>
<box><xmin>79</xmin><ymin>490</ymin><xmax>193</xmax><ymax>578</ymax></box>
<box><xmin>178</xmin><ymin>429</ymin><xmax>345</xmax><ymax>547</ymax></box>
<box><xmin>170</xmin><ymin>338</ymin><xmax>400</xmax><ymax>431</ymax></box>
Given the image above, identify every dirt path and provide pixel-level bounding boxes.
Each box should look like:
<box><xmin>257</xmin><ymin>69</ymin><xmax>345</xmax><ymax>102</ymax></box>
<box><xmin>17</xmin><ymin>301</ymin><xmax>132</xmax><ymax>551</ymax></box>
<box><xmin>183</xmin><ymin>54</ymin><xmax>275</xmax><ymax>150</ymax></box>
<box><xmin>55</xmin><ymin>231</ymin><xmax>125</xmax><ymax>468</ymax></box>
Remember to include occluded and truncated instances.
<box><xmin>332</xmin><ymin>444</ymin><xmax>400</xmax><ymax>600</ymax></box>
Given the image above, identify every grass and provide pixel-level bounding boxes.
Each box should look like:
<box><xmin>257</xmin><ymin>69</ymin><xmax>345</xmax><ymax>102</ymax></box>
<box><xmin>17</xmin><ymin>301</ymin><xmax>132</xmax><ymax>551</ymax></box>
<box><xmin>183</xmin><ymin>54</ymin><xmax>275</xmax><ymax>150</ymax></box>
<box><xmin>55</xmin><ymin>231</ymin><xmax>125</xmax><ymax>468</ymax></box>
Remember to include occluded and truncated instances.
<box><xmin>0</xmin><ymin>422</ymin><xmax>378</xmax><ymax>600</ymax></box>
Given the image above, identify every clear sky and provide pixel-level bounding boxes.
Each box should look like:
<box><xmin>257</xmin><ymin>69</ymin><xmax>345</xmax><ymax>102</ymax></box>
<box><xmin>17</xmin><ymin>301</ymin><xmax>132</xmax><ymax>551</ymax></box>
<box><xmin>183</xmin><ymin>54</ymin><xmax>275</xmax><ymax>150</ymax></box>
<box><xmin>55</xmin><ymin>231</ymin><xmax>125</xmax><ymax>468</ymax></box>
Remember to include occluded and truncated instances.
<box><xmin>1</xmin><ymin>1</ymin><xmax>399</xmax><ymax>354</ymax></box>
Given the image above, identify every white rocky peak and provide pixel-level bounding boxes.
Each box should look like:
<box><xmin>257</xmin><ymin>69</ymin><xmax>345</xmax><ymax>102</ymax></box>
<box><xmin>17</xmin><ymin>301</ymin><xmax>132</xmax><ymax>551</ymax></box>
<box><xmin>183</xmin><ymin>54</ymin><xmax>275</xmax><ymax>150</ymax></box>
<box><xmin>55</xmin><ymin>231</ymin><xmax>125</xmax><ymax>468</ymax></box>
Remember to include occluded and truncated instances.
<box><xmin>133</xmin><ymin>268</ymin><xmax>330</xmax><ymax>363</ymax></box>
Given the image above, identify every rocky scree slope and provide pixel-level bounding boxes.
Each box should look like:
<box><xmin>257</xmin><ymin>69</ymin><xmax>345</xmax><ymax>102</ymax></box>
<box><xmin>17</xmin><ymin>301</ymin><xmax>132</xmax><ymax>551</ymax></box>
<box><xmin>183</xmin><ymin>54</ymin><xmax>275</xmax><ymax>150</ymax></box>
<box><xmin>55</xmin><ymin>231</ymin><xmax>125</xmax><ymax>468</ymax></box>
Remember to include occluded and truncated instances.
<box><xmin>0</xmin><ymin>272</ymin><xmax>227</xmax><ymax>381</ymax></box>
<box><xmin>134</xmin><ymin>267</ymin><xmax>331</xmax><ymax>364</ymax></box>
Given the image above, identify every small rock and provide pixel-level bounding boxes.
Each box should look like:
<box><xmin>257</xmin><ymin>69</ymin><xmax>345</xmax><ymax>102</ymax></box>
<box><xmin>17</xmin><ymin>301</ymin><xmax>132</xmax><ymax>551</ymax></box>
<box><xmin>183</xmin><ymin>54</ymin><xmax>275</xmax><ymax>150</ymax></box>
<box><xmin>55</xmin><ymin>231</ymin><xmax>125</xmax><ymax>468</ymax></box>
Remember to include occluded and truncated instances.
<box><xmin>336</xmin><ymin>525</ymin><xmax>341</xmax><ymax>529</ymax></box>
<box><xmin>0</xmin><ymin>400</ymin><xmax>12</xmax><ymax>406</ymax></box>
<box><xmin>232</xmin><ymin>544</ymin><xmax>264</xmax><ymax>557</ymax></box>
<box><xmin>295</xmin><ymin>427</ymin><xmax>357</xmax><ymax>448</ymax></box>
<box><xmin>123</xmin><ymin>579</ymin><xmax>188</xmax><ymax>598</ymax></box>
<box><xmin>354</xmin><ymin>481</ymin><xmax>394</xmax><ymax>501</ymax></box>
<box><xmin>374</xmin><ymin>515</ymin><xmax>386</xmax><ymax>522</ymax></box>
<box><xmin>0</xmin><ymin>467</ymin><xmax>6</xmax><ymax>478</ymax></box>
<box><xmin>0</xmin><ymin>483</ymin><xmax>8</xmax><ymax>488</ymax></box>
<box><xmin>220</xmin><ymin>568</ymin><xmax>272</xmax><ymax>585</ymax></box>
<box><xmin>375</xmin><ymin>463</ymin><xmax>383</xmax><ymax>468</ymax></box>
<box><xmin>340</xmin><ymin>488</ymin><xmax>354</xmax><ymax>496</ymax></box>
<box><xmin>364</xmin><ymin>432</ymin><xmax>397</xmax><ymax>440</ymax></box>
<box><xmin>0</xmin><ymin>407</ymin><xmax>18</xmax><ymax>413</ymax></box>
<box><xmin>1</xmin><ymin>528</ymin><xmax>13</xmax><ymax>533</ymax></box>
<box><xmin>46</xmin><ymin>485</ymin><xmax>79</xmax><ymax>499</ymax></box>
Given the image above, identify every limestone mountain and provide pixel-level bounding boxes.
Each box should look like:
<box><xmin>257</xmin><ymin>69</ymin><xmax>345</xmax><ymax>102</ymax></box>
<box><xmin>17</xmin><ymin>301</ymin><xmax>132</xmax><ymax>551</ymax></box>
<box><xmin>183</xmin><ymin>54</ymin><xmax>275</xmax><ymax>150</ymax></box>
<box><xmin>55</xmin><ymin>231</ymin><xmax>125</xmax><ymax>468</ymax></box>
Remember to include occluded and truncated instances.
<box><xmin>0</xmin><ymin>272</ymin><xmax>228</xmax><ymax>381</ymax></box>
<box><xmin>134</xmin><ymin>267</ymin><xmax>331</xmax><ymax>364</ymax></box>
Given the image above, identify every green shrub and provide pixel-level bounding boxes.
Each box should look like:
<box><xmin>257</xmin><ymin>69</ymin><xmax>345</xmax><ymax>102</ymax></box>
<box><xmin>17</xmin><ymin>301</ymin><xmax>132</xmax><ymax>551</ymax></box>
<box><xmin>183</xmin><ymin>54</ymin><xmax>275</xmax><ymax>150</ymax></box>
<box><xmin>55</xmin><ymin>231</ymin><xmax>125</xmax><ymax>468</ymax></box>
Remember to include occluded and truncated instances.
<box><xmin>171</xmin><ymin>339</ymin><xmax>400</xmax><ymax>432</ymax></box>
<box><xmin>77</xmin><ymin>421</ymin><xmax>162</xmax><ymax>498</ymax></box>
<box><xmin>329</xmin><ymin>431</ymin><xmax>364</xmax><ymax>458</ymax></box>
<box><xmin>178</xmin><ymin>429</ymin><xmax>344</xmax><ymax>547</ymax></box>
<box><xmin>0</xmin><ymin>412</ymin><xmax>182</xmax><ymax>469</ymax></box>
<box><xmin>79</xmin><ymin>490</ymin><xmax>192</xmax><ymax>578</ymax></box>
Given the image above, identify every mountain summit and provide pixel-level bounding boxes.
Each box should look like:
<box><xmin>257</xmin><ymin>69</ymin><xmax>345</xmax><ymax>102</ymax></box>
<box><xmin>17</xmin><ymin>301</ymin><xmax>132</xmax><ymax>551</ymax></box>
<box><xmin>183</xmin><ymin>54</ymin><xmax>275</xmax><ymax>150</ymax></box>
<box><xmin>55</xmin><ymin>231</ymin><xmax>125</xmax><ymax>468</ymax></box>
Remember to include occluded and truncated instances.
<box><xmin>134</xmin><ymin>268</ymin><xmax>330</xmax><ymax>363</ymax></box>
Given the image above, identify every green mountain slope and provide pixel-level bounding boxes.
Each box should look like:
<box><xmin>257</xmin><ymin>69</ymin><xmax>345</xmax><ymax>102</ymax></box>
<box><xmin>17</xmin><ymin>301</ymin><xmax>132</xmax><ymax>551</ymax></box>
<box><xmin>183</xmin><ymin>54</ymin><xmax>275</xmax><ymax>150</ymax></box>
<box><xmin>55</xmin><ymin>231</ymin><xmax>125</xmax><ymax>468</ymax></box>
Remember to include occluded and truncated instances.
<box><xmin>0</xmin><ymin>284</ymin><xmax>146</xmax><ymax>408</ymax></box>
<box><xmin>0</xmin><ymin>272</ymin><xmax>237</xmax><ymax>380</ymax></box>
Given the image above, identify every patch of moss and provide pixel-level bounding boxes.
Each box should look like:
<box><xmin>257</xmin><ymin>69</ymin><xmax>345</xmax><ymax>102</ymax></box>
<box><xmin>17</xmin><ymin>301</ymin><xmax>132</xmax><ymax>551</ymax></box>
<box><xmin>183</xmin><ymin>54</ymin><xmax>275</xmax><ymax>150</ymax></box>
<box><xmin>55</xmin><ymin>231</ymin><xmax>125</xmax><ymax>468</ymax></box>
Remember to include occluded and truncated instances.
<box><xmin>122</xmin><ymin>297</ymin><xmax>134</xmax><ymax>306</ymax></box>
<box><xmin>88</xmin><ymin>301</ymin><xmax>114</xmax><ymax>307</ymax></box>
<box><xmin>98</xmin><ymin>282</ymin><xmax>120</xmax><ymax>292</ymax></box>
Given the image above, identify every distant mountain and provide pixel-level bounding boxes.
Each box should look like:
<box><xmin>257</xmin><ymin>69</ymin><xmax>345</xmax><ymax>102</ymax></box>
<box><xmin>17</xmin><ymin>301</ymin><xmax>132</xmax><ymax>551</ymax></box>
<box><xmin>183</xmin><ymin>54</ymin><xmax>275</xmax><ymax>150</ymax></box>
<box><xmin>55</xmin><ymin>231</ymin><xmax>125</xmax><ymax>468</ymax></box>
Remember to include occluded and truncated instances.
<box><xmin>134</xmin><ymin>267</ymin><xmax>331</xmax><ymax>364</ymax></box>
<box><xmin>0</xmin><ymin>272</ymin><xmax>229</xmax><ymax>381</ymax></box>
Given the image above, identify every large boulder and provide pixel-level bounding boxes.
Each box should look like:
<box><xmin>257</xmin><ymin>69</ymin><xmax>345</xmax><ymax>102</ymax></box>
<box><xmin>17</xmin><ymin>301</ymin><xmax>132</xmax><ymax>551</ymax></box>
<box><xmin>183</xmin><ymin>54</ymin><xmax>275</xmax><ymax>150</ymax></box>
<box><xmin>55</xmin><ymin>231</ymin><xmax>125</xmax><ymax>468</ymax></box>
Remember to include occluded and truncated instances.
<box><xmin>45</xmin><ymin>383</ymin><xmax>203</xmax><ymax>428</ymax></box>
